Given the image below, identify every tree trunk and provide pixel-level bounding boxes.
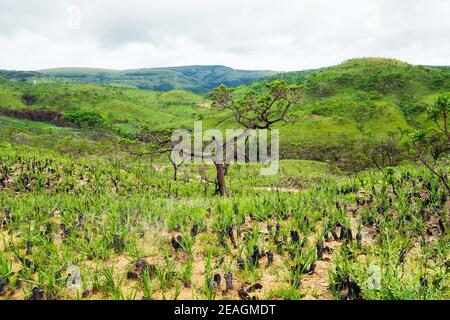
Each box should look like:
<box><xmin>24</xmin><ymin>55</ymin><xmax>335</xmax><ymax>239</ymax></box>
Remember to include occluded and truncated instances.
<box><xmin>215</xmin><ymin>163</ymin><xmax>227</xmax><ymax>197</ymax></box>
<box><xmin>171</xmin><ymin>160</ymin><xmax>178</xmax><ymax>181</ymax></box>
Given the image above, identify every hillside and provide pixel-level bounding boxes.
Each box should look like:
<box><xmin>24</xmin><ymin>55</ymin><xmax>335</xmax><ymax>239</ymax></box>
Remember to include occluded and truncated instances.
<box><xmin>1</xmin><ymin>58</ymin><xmax>449</xmax><ymax>169</ymax></box>
<box><xmin>225</xmin><ymin>58</ymin><xmax>450</xmax><ymax>164</ymax></box>
<box><xmin>39</xmin><ymin>65</ymin><xmax>279</xmax><ymax>93</ymax></box>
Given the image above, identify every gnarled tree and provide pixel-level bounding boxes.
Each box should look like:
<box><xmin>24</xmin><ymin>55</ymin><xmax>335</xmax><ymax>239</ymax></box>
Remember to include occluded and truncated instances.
<box><xmin>134</xmin><ymin>126</ymin><xmax>186</xmax><ymax>181</ymax></box>
<box><xmin>428</xmin><ymin>92</ymin><xmax>450</xmax><ymax>144</ymax></box>
<box><xmin>204</xmin><ymin>80</ymin><xmax>304</xmax><ymax>196</ymax></box>
<box><xmin>405</xmin><ymin>129</ymin><xmax>450</xmax><ymax>193</ymax></box>
<box><xmin>362</xmin><ymin>131</ymin><xmax>405</xmax><ymax>171</ymax></box>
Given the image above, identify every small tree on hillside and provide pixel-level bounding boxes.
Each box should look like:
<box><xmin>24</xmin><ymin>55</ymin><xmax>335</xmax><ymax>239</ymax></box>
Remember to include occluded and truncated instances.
<box><xmin>404</xmin><ymin>93</ymin><xmax>450</xmax><ymax>194</ymax></box>
<box><xmin>405</xmin><ymin>129</ymin><xmax>450</xmax><ymax>193</ymax></box>
<box><xmin>203</xmin><ymin>80</ymin><xmax>304</xmax><ymax>196</ymax></box>
<box><xmin>428</xmin><ymin>92</ymin><xmax>450</xmax><ymax>144</ymax></box>
<box><xmin>362</xmin><ymin>132</ymin><xmax>405</xmax><ymax>171</ymax></box>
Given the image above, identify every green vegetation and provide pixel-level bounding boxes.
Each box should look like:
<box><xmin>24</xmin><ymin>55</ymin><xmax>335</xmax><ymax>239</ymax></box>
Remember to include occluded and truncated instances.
<box><xmin>3</xmin><ymin>58</ymin><xmax>449</xmax><ymax>169</ymax></box>
<box><xmin>0</xmin><ymin>80</ymin><xmax>206</xmax><ymax>134</ymax></box>
<box><xmin>39</xmin><ymin>65</ymin><xmax>279</xmax><ymax>93</ymax></box>
<box><xmin>229</xmin><ymin>58</ymin><xmax>450</xmax><ymax>168</ymax></box>
<box><xmin>0</xmin><ymin>142</ymin><xmax>447</xmax><ymax>300</ymax></box>
<box><xmin>0</xmin><ymin>58</ymin><xmax>449</xmax><ymax>300</ymax></box>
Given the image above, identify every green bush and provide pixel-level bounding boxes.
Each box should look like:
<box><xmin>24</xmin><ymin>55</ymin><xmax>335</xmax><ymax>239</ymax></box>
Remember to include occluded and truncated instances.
<box><xmin>63</xmin><ymin>110</ymin><xmax>105</xmax><ymax>128</ymax></box>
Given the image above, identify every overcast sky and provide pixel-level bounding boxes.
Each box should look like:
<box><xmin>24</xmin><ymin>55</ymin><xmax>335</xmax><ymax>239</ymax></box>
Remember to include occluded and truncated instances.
<box><xmin>1</xmin><ymin>0</ymin><xmax>449</xmax><ymax>71</ymax></box>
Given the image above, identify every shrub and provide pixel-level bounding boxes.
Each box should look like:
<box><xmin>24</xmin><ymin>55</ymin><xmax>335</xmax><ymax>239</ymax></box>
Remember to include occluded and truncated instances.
<box><xmin>63</xmin><ymin>110</ymin><xmax>105</xmax><ymax>128</ymax></box>
<box><xmin>22</xmin><ymin>92</ymin><xmax>37</xmax><ymax>106</ymax></box>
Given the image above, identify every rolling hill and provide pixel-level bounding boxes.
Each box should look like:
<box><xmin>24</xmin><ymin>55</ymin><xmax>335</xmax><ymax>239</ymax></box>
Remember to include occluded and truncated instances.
<box><xmin>0</xmin><ymin>58</ymin><xmax>449</xmax><ymax>169</ymax></box>
<box><xmin>39</xmin><ymin>65</ymin><xmax>279</xmax><ymax>93</ymax></box>
<box><xmin>207</xmin><ymin>58</ymin><xmax>450</xmax><ymax>164</ymax></box>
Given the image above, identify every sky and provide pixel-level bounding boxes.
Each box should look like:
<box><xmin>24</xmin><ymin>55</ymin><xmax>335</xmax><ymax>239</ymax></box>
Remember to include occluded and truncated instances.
<box><xmin>0</xmin><ymin>0</ymin><xmax>449</xmax><ymax>71</ymax></box>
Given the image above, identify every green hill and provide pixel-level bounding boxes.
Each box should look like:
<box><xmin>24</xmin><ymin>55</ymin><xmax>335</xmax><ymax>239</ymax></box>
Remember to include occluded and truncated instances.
<box><xmin>1</xmin><ymin>58</ymin><xmax>449</xmax><ymax>169</ymax></box>
<box><xmin>39</xmin><ymin>65</ymin><xmax>279</xmax><ymax>93</ymax></box>
<box><xmin>0</xmin><ymin>78</ymin><xmax>208</xmax><ymax>134</ymax></box>
<box><xmin>226</xmin><ymin>58</ymin><xmax>450</xmax><ymax>163</ymax></box>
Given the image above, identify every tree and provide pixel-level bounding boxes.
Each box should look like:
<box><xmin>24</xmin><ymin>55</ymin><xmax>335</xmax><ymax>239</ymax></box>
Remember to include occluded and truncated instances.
<box><xmin>403</xmin><ymin>93</ymin><xmax>450</xmax><ymax>194</ymax></box>
<box><xmin>428</xmin><ymin>93</ymin><xmax>450</xmax><ymax>144</ymax></box>
<box><xmin>134</xmin><ymin>126</ymin><xmax>186</xmax><ymax>181</ymax></box>
<box><xmin>204</xmin><ymin>80</ymin><xmax>304</xmax><ymax>196</ymax></box>
<box><xmin>22</xmin><ymin>91</ymin><xmax>37</xmax><ymax>106</ymax></box>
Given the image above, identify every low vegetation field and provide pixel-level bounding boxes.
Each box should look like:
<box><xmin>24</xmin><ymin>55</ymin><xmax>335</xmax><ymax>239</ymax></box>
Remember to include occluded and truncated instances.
<box><xmin>0</xmin><ymin>141</ymin><xmax>448</xmax><ymax>300</ymax></box>
<box><xmin>0</xmin><ymin>58</ymin><xmax>448</xmax><ymax>300</ymax></box>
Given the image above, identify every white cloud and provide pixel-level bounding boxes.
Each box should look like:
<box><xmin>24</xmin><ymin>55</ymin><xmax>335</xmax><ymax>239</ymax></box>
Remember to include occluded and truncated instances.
<box><xmin>0</xmin><ymin>0</ymin><xmax>449</xmax><ymax>71</ymax></box>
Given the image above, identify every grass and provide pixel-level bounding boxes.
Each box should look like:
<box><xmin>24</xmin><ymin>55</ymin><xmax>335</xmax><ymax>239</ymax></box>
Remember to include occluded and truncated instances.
<box><xmin>0</xmin><ymin>141</ymin><xmax>448</xmax><ymax>300</ymax></box>
<box><xmin>0</xmin><ymin>81</ymin><xmax>206</xmax><ymax>134</ymax></box>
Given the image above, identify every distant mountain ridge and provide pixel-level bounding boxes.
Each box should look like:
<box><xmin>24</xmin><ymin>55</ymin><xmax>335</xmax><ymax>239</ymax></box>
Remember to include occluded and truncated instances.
<box><xmin>0</xmin><ymin>70</ymin><xmax>44</xmax><ymax>82</ymax></box>
<box><xmin>38</xmin><ymin>65</ymin><xmax>279</xmax><ymax>92</ymax></box>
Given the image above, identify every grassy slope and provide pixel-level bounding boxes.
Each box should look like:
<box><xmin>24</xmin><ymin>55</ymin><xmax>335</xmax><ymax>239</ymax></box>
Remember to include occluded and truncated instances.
<box><xmin>160</xmin><ymin>59</ymin><xmax>449</xmax><ymax>151</ymax></box>
<box><xmin>0</xmin><ymin>61</ymin><xmax>448</xmax><ymax>301</ymax></box>
<box><xmin>225</xmin><ymin>58</ymin><xmax>450</xmax><ymax>150</ymax></box>
<box><xmin>0</xmin><ymin>116</ymin><xmax>123</xmax><ymax>155</ymax></box>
